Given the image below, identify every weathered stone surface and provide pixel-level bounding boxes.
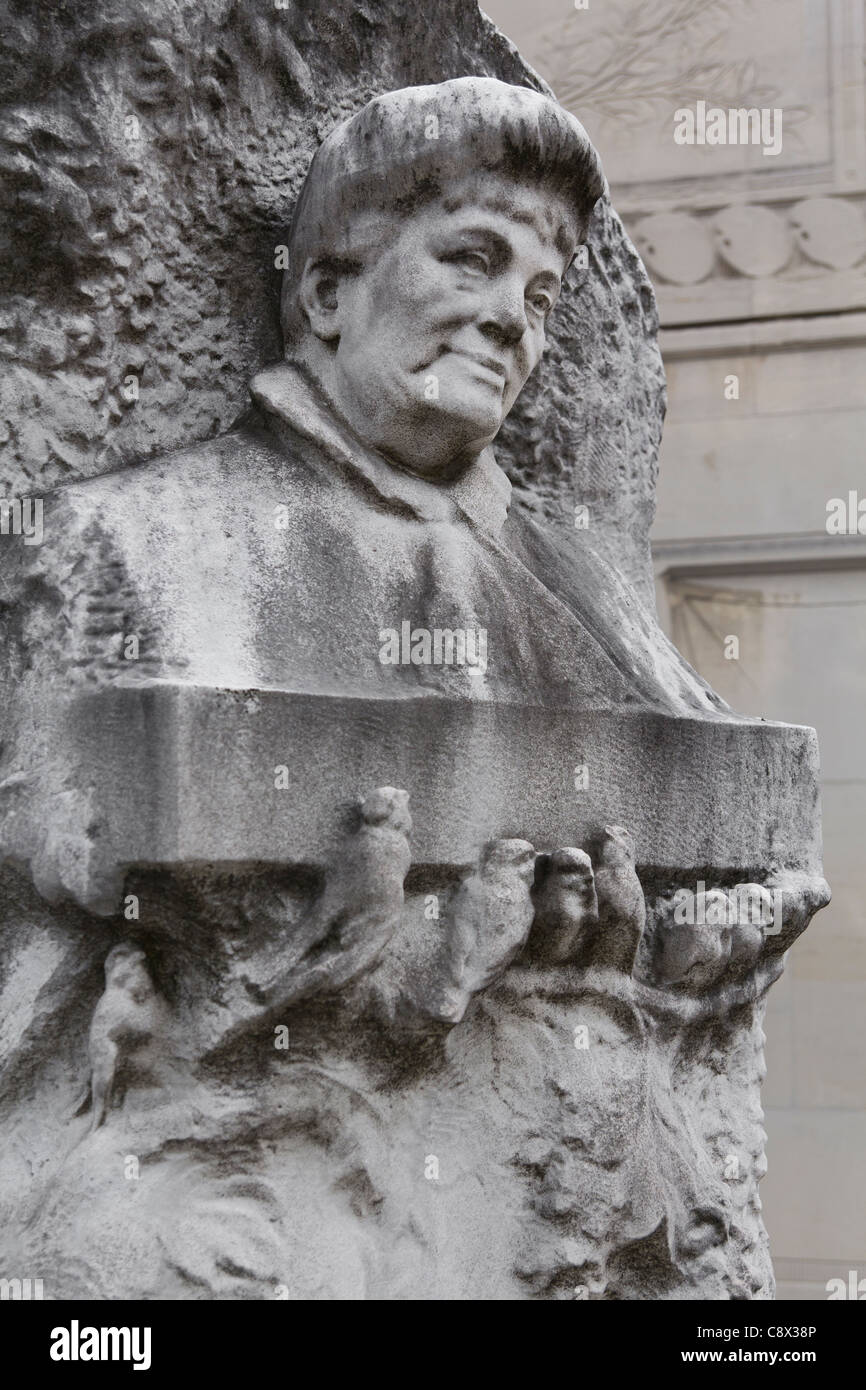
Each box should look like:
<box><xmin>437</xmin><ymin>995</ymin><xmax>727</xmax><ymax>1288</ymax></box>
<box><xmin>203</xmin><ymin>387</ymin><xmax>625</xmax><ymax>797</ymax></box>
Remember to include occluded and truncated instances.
<box><xmin>0</xmin><ymin>3</ymin><xmax>828</xmax><ymax>1301</ymax></box>
<box><xmin>0</xmin><ymin>0</ymin><xmax>663</xmax><ymax>601</ymax></box>
<box><xmin>0</xmin><ymin>686</ymin><xmax>826</xmax><ymax>916</ymax></box>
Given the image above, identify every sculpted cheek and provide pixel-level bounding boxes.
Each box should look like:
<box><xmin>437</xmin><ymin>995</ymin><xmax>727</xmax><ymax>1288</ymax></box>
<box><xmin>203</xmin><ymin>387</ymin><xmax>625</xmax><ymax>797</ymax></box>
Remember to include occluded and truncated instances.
<box><xmin>415</xmin><ymin>271</ymin><xmax>462</xmax><ymax>315</ymax></box>
<box><xmin>523</xmin><ymin>334</ymin><xmax>543</xmax><ymax>375</ymax></box>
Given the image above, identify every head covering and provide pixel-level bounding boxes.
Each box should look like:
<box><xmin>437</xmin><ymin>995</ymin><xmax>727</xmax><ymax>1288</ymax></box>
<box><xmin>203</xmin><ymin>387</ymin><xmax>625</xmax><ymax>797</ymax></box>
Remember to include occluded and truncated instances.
<box><xmin>281</xmin><ymin>76</ymin><xmax>605</xmax><ymax>344</ymax></box>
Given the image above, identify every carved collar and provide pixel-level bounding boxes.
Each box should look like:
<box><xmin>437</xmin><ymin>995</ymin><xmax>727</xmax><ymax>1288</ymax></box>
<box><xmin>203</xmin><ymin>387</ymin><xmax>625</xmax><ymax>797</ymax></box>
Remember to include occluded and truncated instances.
<box><xmin>249</xmin><ymin>361</ymin><xmax>512</xmax><ymax>540</ymax></box>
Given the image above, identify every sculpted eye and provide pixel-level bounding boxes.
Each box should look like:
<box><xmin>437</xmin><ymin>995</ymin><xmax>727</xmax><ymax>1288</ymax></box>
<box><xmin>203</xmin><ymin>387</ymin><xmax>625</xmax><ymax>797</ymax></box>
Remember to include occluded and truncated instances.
<box><xmin>528</xmin><ymin>289</ymin><xmax>555</xmax><ymax>316</ymax></box>
<box><xmin>447</xmin><ymin>250</ymin><xmax>490</xmax><ymax>275</ymax></box>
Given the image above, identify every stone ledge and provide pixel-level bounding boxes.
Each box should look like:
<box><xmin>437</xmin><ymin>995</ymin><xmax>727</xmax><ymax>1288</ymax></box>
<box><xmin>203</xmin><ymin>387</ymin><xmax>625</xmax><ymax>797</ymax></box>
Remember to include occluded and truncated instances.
<box><xmin>6</xmin><ymin>683</ymin><xmax>822</xmax><ymax>911</ymax></box>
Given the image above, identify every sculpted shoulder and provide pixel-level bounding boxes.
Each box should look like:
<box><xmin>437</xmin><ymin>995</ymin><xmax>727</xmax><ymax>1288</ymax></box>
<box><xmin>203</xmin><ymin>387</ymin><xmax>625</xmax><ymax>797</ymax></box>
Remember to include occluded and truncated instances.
<box><xmin>43</xmin><ymin>412</ymin><xmax>295</xmax><ymax>537</ymax></box>
<box><xmin>5</xmin><ymin>409</ymin><xmax>325</xmax><ymax>611</ymax></box>
<box><xmin>0</xmin><ymin>412</ymin><xmax>322</xmax><ymax>691</ymax></box>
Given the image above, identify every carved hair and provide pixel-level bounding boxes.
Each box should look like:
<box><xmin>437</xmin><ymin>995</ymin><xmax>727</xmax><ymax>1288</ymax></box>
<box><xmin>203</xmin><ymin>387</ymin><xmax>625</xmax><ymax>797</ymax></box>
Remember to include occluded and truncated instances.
<box><xmin>280</xmin><ymin>76</ymin><xmax>606</xmax><ymax>348</ymax></box>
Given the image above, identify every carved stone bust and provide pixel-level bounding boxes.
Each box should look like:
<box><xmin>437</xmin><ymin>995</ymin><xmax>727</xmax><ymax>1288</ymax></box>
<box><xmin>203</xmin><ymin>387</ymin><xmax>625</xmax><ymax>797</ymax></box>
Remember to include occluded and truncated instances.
<box><xmin>0</xmin><ymin>70</ymin><xmax>828</xmax><ymax>1301</ymax></box>
<box><xmin>4</xmin><ymin>77</ymin><xmax>729</xmax><ymax>718</ymax></box>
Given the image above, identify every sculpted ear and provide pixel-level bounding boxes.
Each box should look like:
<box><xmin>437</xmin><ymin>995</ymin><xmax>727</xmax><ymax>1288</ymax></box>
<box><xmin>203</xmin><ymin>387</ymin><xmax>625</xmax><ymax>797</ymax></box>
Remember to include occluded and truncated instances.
<box><xmin>298</xmin><ymin>257</ymin><xmax>354</xmax><ymax>342</ymax></box>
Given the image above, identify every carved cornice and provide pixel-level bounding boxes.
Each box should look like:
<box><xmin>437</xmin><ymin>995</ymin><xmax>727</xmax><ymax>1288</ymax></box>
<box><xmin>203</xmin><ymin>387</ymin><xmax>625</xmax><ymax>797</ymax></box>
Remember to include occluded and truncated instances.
<box><xmin>632</xmin><ymin>197</ymin><xmax>866</xmax><ymax>286</ymax></box>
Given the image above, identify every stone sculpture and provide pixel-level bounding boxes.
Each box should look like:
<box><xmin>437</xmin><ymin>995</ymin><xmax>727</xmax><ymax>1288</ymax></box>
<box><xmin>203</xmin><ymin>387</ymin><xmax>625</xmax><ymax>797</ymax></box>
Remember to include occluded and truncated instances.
<box><xmin>84</xmin><ymin>943</ymin><xmax>160</xmax><ymax>1134</ymax></box>
<box><xmin>0</xmin><ymin>3</ymin><xmax>828</xmax><ymax>1300</ymax></box>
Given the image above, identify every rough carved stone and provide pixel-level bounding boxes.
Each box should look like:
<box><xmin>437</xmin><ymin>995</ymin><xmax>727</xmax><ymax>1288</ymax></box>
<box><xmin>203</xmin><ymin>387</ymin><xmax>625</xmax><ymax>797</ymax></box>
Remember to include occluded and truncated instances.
<box><xmin>0</xmin><ymin>2</ymin><xmax>828</xmax><ymax>1301</ymax></box>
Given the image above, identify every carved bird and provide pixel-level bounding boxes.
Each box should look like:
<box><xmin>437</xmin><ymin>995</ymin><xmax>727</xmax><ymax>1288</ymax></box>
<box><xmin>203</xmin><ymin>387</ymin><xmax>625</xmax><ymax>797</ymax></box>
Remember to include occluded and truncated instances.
<box><xmin>590</xmin><ymin>825</ymin><xmax>646</xmax><ymax>975</ymax></box>
<box><xmin>86</xmin><ymin>943</ymin><xmax>157</xmax><ymax>1133</ymax></box>
<box><xmin>529</xmin><ymin>846</ymin><xmax>598</xmax><ymax>965</ymax></box>
<box><xmin>216</xmin><ymin>787</ymin><xmax>413</xmax><ymax>1035</ymax></box>
<box><xmin>320</xmin><ymin>786</ymin><xmax>412</xmax><ymax>948</ymax></box>
<box><xmin>282</xmin><ymin>786</ymin><xmax>413</xmax><ymax>1001</ymax></box>
<box><xmin>657</xmin><ymin>888</ymin><xmax>732</xmax><ymax>988</ymax></box>
<box><xmin>440</xmin><ymin>838</ymin><xmax>536</xmax><ymax>1022</ymax></box>
<box><xmin>727</xmin><ymin>883</ymin><xmax>772</xmax><ymax>971</ymax></box>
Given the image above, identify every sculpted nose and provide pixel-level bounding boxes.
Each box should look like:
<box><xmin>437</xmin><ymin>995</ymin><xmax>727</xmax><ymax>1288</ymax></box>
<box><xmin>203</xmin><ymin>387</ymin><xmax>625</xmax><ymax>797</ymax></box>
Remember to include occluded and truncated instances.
<box><xmin>480</xmin><ymin>277</ymin><xmax>528</xmax><ymax>346</ymax></box>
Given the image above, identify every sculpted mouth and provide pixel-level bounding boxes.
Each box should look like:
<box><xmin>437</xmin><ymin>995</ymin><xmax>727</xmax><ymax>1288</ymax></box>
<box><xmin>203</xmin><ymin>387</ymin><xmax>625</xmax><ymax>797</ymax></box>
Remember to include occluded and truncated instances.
<box><xmin>446</xmin><ymin>348</ymin><xmax>508</xmax><ymax>383</ymax></box>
